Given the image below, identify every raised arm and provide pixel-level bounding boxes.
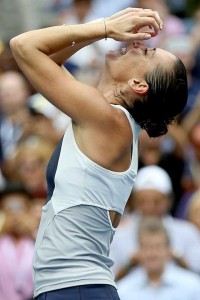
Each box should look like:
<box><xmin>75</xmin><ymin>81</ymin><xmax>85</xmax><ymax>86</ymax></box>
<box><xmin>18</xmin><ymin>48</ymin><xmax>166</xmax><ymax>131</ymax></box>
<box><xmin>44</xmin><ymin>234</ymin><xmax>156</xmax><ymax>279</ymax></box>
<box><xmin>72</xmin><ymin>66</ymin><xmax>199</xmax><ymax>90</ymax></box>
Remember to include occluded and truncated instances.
<box><xmin>10</xmin><ymin>8</ymin><xmax>162</xmax><ymax>127</ymax></box>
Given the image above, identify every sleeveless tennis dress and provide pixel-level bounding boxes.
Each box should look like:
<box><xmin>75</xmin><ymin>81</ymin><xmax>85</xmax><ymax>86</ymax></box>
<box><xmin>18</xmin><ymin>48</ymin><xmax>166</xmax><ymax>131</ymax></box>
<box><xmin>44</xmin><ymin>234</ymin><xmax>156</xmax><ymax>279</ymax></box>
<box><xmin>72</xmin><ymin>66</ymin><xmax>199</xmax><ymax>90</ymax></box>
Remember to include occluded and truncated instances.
<box><xmin>33</xmin><ymin>105</ymin><xmax>140</xmax><ymax>298</ymax></box>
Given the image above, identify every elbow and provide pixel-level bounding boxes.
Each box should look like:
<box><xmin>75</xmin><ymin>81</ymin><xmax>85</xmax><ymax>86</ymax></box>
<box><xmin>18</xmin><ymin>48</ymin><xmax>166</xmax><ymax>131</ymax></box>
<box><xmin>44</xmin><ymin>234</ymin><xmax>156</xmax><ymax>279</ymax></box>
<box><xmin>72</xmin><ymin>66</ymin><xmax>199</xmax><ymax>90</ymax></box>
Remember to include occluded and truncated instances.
<box><xmin>10</xmin><ymin>36</ymin><xmax>21</xmax><ymax>52</ymax></box>
<box><xmin>10</xmin><ymin>36</ymin><xmax>30</xmax><ymax>58</ymax></box>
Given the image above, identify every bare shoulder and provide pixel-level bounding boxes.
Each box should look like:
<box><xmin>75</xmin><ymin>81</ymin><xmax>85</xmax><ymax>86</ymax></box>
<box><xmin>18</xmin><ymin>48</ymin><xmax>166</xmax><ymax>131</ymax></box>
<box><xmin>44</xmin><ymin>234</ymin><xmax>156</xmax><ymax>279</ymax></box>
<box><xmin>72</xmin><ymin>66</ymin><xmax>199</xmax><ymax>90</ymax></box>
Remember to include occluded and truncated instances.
<box><xmin>73</xmin><ymin>105</ymin><xmax>133</xmax><ymax>172</ymax></box>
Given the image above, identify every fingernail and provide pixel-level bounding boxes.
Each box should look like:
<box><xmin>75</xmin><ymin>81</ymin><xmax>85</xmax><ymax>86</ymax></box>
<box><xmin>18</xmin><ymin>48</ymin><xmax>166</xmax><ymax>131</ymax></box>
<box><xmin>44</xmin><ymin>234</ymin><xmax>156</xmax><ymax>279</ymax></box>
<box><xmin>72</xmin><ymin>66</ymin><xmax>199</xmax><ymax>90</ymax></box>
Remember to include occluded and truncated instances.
<box><xmin>144</xmin><ymin>33</ymin><xmax>151</xmax><ymax>38</ymax></box>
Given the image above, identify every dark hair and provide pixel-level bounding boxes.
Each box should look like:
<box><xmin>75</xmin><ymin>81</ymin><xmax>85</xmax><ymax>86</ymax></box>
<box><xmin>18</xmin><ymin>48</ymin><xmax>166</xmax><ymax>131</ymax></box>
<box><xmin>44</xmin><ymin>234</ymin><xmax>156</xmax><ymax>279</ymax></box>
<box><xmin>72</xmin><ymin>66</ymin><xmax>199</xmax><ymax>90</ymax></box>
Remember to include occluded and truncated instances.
<box><xmin>129</xmin><ymin>58</ymin><xmax>188</xmax><ymax>138</ymax></box>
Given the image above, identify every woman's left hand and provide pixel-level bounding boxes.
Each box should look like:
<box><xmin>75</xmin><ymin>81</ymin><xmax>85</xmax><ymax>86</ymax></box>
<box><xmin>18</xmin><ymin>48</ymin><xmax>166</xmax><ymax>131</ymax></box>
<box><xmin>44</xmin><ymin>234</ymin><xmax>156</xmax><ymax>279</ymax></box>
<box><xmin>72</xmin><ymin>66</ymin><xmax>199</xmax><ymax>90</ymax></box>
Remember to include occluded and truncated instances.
<box><xmin>106</xmin><ymin>7</ymin><xmax>163</xmax><ymax>42</ymax></box>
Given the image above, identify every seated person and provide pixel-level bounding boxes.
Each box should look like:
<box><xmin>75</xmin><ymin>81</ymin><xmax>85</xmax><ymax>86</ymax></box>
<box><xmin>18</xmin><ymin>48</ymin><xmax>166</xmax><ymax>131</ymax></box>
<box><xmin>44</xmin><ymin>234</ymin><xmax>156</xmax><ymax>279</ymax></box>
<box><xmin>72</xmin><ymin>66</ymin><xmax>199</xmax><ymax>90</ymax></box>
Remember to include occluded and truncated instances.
<box><xmin>118</xmin><ymin>217</ymin><xmax>200</xmax><ymax>300</ymax></box>
<box><xmin>110</xmin><ymin>165</ymin><xmax>200</xmax><ymax>274</ymax></box>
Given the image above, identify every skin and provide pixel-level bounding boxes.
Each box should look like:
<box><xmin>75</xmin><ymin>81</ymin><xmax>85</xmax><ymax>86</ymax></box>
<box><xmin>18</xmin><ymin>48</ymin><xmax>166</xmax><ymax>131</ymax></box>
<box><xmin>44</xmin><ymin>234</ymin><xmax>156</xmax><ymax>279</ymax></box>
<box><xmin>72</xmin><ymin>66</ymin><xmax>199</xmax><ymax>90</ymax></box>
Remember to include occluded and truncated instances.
<box><xmin>0</xmin><ymin>193</ymin><xmax>30</xmax><ymax>213</ymax></box>
<box><xmin>101</xmin><ymin>42</ymin><xmax>175</xmax><ymax>85</ymax></box>
<box><xmin>134</xmin><ymin>189</ymin><xmax>171</xmax><ymax>217</ymax></box>
<box><xmin>0</xmin><ymin>71</ymin><xmax>29</xmax><ymax>115</ymax></box>
<box><xmin>139</xmin><ymin>233</ymin><xmax>170</xmax><ymax>284</ymax></box>
<box><xmin>10</xmin><ymin>8</ymin><xmax>176</xmax><ymax>226</ymax></box>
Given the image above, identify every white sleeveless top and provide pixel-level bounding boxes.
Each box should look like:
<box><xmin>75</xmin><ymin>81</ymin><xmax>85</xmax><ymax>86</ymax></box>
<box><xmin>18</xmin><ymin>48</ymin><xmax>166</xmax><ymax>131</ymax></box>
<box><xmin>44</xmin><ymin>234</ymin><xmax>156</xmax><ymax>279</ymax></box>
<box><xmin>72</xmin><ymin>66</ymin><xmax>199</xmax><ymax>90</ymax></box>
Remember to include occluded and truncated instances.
<box><xmin>33</xmin><ymin>105</ymin><xmax>141</xmax><ymax>297</ymax></box>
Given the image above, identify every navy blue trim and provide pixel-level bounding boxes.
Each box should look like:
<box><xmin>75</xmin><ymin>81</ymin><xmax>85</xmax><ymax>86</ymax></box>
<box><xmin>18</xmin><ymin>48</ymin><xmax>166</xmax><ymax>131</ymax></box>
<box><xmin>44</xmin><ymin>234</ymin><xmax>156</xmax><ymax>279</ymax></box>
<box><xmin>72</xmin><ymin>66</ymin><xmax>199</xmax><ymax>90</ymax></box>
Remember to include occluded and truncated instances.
<box><xmin>46</xmin><ymin>137</ymin><xmax>63</xmax><ymax>203</ymax></box>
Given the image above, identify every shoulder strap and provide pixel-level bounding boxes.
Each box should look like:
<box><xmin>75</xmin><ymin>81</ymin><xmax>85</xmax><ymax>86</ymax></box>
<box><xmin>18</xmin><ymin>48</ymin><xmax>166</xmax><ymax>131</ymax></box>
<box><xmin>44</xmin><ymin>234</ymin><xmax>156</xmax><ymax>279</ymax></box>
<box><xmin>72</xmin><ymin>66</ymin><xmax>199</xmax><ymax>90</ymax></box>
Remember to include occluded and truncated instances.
<box><xmin>111</xmin><ymin>104</ymin><xmax>141</xmax><ymax>170</ymax></box>
<box><xmin>111</xmin><ymin>104</ymin><xmax>141</xmax><ymax>140</ymax></box>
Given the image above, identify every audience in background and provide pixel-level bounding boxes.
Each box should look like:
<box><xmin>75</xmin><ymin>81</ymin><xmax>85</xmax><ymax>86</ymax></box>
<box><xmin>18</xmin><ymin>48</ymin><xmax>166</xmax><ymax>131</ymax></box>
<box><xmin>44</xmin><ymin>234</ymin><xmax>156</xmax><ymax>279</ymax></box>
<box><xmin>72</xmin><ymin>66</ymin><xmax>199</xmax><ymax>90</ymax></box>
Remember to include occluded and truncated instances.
<box><xmin>4</xmin><ymin>137</ymin><xmax>55</xmax><ymax>198</ymax></box>
<box><xmin>110</xmin><ymin>166</ymin><xmax>200</xmax><ymax>275</ymax></box>
<box><xmin>0</xmin><ymin>182</ymin><xmax>32</xmax><ymax>213</ymax></box>
<box><xmin>0</xmin><ymin>183</ymin><xmax>35</xmax><ymax>300</ymax></box>
<box><xmin>138</xmin><ymin>129</ymin><xmax>186</xmax><ymax>214</ymax></box>
<box><xmin>175</xmin><ymin>100</ymin><xmax>200</xmax><ymax>219</ymax></box>
<box><xmin>118</xmin><ymin>217</ymin><xmax>200</xmax><ymax>300</ymax></box>
<box><xmin>0</xmin><ymin>71</ymin><xmax>31</xmax><ymax>162</ymax></box>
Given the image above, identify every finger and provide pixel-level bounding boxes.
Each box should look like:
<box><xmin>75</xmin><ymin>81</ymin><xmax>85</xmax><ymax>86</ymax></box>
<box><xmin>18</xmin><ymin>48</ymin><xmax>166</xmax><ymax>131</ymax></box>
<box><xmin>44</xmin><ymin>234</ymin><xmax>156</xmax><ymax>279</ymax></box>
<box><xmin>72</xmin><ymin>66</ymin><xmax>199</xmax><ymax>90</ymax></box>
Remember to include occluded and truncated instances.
<box><xmin>128</xmin><ymin>12</ymin><xmax>161</xmax><ymax>32</ymax></box>
<box><xmin>134</xmin><ymin>16</ymin><xmax>160</xmax><ymax>35</ymax></box>
<box><xmin>141</xmin><ymin>10</ymin><xmax>163</xmax><ymax>29</ymax></box>
<box><xmin>137</xmin><ymin>25</ymin><xmax>157</xmax><ymax>37</ymax></box>
<box><xmin>109</xmin><ymin>7</ymin><xmax>144</xmax><ymax>19</ymax></box>
<box><xmin>124</xmin><ymin>32</ymin><xmax>152</xmax><ymax>41</ymax></box>
<box><xmin>131</xmin><ymin>32</ymin><xmax>152</xmax><ymax>40</ymax></box>
<box><xmin>138</xmin><ymin>10</ymin><xmax>163</xmax><ymax>29</ymax></box>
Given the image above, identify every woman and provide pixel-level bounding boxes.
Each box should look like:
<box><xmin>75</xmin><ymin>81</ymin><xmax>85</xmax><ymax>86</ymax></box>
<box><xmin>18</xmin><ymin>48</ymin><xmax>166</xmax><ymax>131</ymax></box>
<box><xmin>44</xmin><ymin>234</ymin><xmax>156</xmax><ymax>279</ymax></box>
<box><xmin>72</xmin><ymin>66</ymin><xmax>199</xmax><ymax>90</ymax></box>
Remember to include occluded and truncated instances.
<box><xmin>10</xmin><ymin>8</ymin><xmax>188</xmax><ymax>300</ymax></box>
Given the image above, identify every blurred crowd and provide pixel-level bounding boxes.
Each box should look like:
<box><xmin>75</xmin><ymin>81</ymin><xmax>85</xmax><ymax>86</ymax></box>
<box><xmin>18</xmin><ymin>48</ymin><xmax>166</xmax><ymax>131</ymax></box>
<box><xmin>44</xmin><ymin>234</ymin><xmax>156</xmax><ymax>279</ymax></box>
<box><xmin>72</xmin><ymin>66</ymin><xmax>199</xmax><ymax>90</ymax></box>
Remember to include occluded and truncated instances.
<box><xmin>0</xmin><ymin>0</ymin><xmax>200</xmax><ymax>299</ymax></box>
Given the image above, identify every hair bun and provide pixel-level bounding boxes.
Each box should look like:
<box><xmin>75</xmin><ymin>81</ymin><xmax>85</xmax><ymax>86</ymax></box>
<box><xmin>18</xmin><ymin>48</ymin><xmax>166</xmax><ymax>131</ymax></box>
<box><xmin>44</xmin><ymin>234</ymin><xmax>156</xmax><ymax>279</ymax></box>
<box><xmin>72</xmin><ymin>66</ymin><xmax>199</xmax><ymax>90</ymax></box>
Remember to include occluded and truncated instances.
<box><xmin>140</xmin><ymin>119</ymin><xmax>168</xmax><ymax>138</ymax></box>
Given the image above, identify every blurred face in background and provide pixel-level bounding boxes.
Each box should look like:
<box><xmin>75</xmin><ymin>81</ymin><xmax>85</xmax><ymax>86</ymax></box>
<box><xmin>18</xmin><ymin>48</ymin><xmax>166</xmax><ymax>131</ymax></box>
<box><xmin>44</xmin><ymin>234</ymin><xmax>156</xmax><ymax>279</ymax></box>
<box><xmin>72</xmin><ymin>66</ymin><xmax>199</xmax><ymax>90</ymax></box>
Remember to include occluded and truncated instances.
<box><xmin>139</xmin><ymin>232</ymin><xmax>170</xmax><ymax>275</ymax></box>
<box><xmin>0</xmin><ymin>71</ymin><xmax>29</xmax><ymax>115</ymax></box>
<box><xmin>17</xmin><ymin>153</ymin><xmax>46</xmax><ymax>194</ymax></box>
<box><xmin>134</xmin><ymin>189</ymin><xmax>171</xmax><ymax>217</ymax></box>
<box><xmin>13</xmin><ymin>140</ymin><xmax>54</xmax><ymax>197</ymax></box>
<box><xmin>0</xmin><ymin>192</ymin><xmax>30</xmax><ymax>213</ymax></box>
<box><xmin>0</xmin><ymin>192</ymin><xmax>37</xmax><ymax>239</ymax></box>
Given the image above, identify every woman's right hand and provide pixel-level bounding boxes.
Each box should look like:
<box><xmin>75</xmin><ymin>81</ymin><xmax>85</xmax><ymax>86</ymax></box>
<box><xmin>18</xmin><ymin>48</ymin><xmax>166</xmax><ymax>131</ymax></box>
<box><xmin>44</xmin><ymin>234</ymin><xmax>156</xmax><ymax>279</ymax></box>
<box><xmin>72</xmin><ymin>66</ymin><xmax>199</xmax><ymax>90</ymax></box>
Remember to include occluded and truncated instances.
<box><xmin>106</xmin><ymin>7</ymin><xmax>163</xmax><ymax>42</ymax></box>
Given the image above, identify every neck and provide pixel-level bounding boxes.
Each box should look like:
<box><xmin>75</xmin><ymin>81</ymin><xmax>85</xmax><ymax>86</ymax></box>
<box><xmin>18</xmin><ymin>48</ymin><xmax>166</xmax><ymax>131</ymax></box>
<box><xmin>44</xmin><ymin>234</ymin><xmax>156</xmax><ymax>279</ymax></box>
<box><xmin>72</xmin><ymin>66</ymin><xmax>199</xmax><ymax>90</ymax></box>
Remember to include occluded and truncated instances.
<box><xmin>147</xmin><ymin>268</ymin><xmax>164</xmax><ymax>286</ymax></box>
<box><xmin>97</xmin><ymin>76</ymin><xmax>115</xmax><ymax>93</ymax></box>
<box><xmin>97</xmin><ymin>72</ymin><xmax>131</xmax><ymax>108</ymax></box>
<box><xmin>97</xmin><ymin>80</ymin><xmax>119</xmax><ymax>105</ymax></box>
<box><xmin>97</xmin><ymin>67</ymin><xmax>119</xmax><ymax>94</ymax></box>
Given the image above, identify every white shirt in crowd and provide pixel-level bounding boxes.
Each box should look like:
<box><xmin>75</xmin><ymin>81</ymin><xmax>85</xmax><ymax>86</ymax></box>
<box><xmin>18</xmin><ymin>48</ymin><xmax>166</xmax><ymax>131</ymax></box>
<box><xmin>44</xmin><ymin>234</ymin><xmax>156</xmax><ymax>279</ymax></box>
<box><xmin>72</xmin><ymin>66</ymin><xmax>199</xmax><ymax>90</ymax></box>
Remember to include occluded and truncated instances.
<box><xmin>118</xmin><ymin>262</ymin><xmax>200</xmax><ymax>300</ymax></box>
<box><xmin>110</xmin><ymin>212</ymin><xmax>200</xmax><ymax>274</ymax></box>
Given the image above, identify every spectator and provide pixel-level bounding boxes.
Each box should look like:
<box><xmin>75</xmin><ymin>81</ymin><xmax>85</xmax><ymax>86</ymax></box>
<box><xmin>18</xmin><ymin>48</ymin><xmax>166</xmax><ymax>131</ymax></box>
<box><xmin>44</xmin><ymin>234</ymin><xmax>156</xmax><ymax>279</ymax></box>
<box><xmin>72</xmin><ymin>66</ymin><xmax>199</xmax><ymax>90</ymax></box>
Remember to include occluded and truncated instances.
<box><xmin>0</xmin><ymin>182</ymin><xmax>32</xmax><ymax>214</ymax></box>
<box><xmin>4</xmin><ymin>137</ymin><xmax>55</xmax><ymax>198</ymax></box>
<box><xmin>0</xmin><ymin>71</ymin><xmax>31</xmax><ymax>162</ymax></box>
<box><xmin>110</xmin><ymin>165</ymin><xmax>200</xmax><ymax>274</ymax></box>
<box><xmin>138</xmin><ymin>128</ymin><xmax>187</xmax><ymax>214</ymax></box>
<box><xmin>175</xmin><ymin>102</ymin><xmax>200</xmax><ymax>218</ymax></box>
<box><xmin>0</xmin><ymin>182</ymin><xmax>35</xmax><ymax>300</ymax></box>
<box><xmin>118</xmin><ymin>217</ymin><xmax>200</xmax><ymax>300</ymax></box>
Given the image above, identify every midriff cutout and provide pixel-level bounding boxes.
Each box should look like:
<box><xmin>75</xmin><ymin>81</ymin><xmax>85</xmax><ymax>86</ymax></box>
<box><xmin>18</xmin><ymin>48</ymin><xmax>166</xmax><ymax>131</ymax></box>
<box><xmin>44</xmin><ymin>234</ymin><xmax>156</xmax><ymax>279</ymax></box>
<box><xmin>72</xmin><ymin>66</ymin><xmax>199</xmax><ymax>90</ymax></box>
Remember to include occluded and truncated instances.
<box><xmin>109</xmin><ymin>211</ymin><xmax>121</xmax><ymax>228</ymax></box>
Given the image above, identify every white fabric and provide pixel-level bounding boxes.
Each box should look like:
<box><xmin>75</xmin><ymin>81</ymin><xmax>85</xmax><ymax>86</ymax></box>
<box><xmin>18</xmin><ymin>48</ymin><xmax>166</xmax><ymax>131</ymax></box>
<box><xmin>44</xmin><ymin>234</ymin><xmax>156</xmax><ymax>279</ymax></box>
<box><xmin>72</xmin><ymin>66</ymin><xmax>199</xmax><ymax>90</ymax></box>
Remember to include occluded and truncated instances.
<box><xmin>33</xmin><ymin>105</ymin><xmax>141</xmax><ymax>297</ymax></box>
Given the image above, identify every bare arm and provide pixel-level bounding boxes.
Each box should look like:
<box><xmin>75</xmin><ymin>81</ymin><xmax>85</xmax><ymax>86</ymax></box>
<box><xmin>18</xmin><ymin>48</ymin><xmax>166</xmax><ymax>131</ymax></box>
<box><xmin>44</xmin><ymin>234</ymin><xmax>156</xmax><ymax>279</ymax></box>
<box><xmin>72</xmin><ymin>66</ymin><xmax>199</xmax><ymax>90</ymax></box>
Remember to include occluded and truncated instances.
<box><xmin>50</xmin><ymin>35</ymin><xmax>98</xmax><ymax>66</ymax></box>
<box><xmin>10</xmin><ymin>8</ymin><xmax>162</xmax><ymax>127</ymax></box>
<box><xmin>50</xmin><ymin>38</ymin><xmax>97</xmax><ymax>80</ymax></box>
